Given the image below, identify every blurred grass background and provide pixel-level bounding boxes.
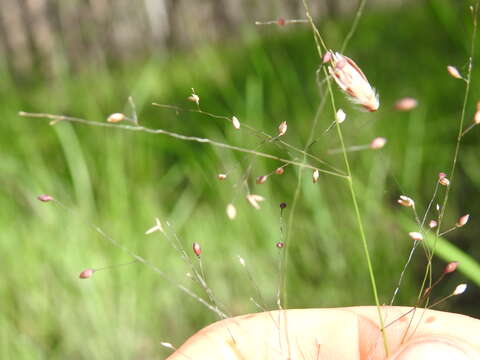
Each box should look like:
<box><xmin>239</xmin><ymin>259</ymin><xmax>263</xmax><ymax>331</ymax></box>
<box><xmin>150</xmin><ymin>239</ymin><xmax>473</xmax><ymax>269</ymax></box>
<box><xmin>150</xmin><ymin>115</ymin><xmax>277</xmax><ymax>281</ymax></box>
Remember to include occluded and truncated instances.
<box><xmin>1</xmin><ymin>0</ymin><xmax>480</xmax><ymax>358</ymax></box>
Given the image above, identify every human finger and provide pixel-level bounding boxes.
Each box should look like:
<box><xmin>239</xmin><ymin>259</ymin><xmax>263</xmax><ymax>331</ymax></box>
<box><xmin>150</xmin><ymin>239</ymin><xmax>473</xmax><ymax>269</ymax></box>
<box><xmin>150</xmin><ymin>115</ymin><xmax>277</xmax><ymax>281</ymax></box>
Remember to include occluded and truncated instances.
<box><xmin>166</xmin><ymin>307</ymin><xmax>480</xmax><ymax>360</ymax></box>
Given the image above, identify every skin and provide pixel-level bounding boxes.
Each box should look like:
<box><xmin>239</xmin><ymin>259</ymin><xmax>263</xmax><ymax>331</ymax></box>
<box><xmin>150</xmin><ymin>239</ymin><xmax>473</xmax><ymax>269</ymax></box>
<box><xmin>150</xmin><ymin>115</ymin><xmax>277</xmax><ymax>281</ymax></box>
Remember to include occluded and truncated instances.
<box><xmin>167</xmin><ymin>306</ymin><xmax>480</xmax><ymax>360</ymax></box>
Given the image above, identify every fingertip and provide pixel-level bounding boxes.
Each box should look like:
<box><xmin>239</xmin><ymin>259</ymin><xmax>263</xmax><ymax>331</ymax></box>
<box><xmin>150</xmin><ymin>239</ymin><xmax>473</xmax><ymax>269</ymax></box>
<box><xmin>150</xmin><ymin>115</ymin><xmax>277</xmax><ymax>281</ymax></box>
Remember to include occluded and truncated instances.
<box><xmin>392</xmin><ymin>338</ymin><xmax>476</xmax><ymax>360</ymax></box>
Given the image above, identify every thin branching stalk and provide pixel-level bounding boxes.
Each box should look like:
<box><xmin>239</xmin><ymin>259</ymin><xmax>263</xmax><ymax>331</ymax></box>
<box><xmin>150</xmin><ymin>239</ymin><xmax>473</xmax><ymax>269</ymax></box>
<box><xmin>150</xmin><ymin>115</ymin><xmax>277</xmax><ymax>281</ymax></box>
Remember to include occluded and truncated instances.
<box><xmin>325</xmin><ymin>76</ymin><xmax>389</xmax><ymax>356</ymax></box>
<box><xmin>282</xmin><ymin>95</ymin><xmax>329</xmax><ymax>307</ymax></box>
<box><xmin>461</xmin><ymin>122</ymin><xmax>477</xmax><ymax>137</ymax></box>
<box><xmin>389</xmin><ymin>240</ymin><xmax>420</xmax><ymax>306</ymax></box>
<box><xmin>51</xmin><ymin>200</ymin><xmax>228</xmax><ymax>319</ymax></box>
<box><xmin>436</xmin><ymin>6</ymin><xmax>478</xmax><ymax>238</ymax></box>
<box><xmin>396</xmin><ymin>3</ymin><xmax>480</xmax><ymax>346</ymax></box>
<box><xmin>421</xmin><ymin>181</ymin><xmax>440</xmax><ymax>228</ymax></box>
<box><xmin>301</xmin><ymin>0</ymin><xmax>327</xmax><ymax>57</ymax></box>
<box><xmin>152</xmin><ymin>103</ymin><xmax>346</xmax><ymax>175</ymax></box>
<box><xmin>341</xmin><ymin>0</ymin><xmax>368</xmax><ymax>52</ymax></box>
<box><xmin>300</xmin><ymin>0</ymin><xmax>389</xmax><ymax>355</ymax></box>
<box><xmin>19</xmin><ymin>111</ymin><xmax>347</xmax><ymax>178</ymax></box>
<box><xmin>418</xmin><ymin>3</ymin><xmax>478</xmax><ymax>304</ymax></box>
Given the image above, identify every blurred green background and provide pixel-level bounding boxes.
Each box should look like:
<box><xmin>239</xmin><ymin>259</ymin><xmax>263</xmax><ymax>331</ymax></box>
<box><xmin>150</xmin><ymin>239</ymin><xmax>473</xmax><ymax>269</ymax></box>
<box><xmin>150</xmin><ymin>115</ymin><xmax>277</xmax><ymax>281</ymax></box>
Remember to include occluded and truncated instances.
<box><xmin>1</xmin><ymin>0</ymin><xmax>480</xmax><ymax>358</ymax></box>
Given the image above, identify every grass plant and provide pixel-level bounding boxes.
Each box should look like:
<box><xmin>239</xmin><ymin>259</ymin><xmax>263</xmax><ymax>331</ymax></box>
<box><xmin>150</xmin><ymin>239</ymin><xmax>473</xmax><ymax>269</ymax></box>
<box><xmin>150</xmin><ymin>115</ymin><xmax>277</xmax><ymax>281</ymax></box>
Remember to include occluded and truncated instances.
<box><xmin>2</xmin><ymin>1</ymin><xmax>480</xmax><ymax>358</ymax></box>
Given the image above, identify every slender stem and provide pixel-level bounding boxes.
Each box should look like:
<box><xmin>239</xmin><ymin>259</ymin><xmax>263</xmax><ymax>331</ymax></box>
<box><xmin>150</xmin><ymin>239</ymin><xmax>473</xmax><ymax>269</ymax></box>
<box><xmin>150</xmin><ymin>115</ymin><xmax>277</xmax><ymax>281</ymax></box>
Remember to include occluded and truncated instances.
<box><xmin>283</xmin><ymin>94</ymin><xmax>329</xmax><ymax>307</ymax></box>
<box><xmin>301</xmin><ymin>0</ymin><xmax>328</xmax><ymax>55</ymax></box>
<box><xmin>128</xmin><ymin>96</ymin><xmax>138</xmax><ymax>125</ymax></box>
<box><xmin>427</xmin><ymin>294</ymin><xmax>454</xmax><ymax>309</ymax></box>
<box><xmin>297</xmin><ymin>1</ymin><xmax>389</xmax><ymax>354</ymax></box>
<box><xmin>417</xmin><ymin>3</ymin><xmax>479</xmax><ymax>305</ymax></box>
<box><xmin>436</xmin><ymin>4</ymin><xmax>477</xmax><ymax>240</ymax></box>
<box><xmin>152</xmin><ymin>103</ymin><xmax>345</xmax><ymax>175</ymax></box>
<box><xmin>95</xmin><ymin>260</ymin><xmax>139</xmax><ymax>272</ymax></box>
<box><xmin>341</xmin><ymin>0</ymin><xmax>367</xmax><ymax>52</ymax></box>
<box><xmin>51</xmin><ymin>200</ymin><xmax>228</xmax><ymax>319</ymax></box>
<box><xmin>19</xmin><ymin>112</ymin><xmax>347</xmax><ymax>179</ymax></box>
<box><xmin>276</xmin><ymin>207</ymin><xmax>287</xmax><ymax>308</ymax></box>
<box><xmin>302</xmin><ymin>0</ymin><xmax>387</xmax><ymax>347</ymax></box>
<box><xmin>390</xmin><ymin>181</ymin><xmax>439</xmax><ymax>306</ymax></box>
<box><xmin>390</xmin><ymin>240</ymin><xmax>420</xmax><ymax>305</ymax></box>
<box><xmin>325</xmin><ymin>75</ymin><xmax>389</xmax><ymax>356</ymax></box>
<box><xmin>461</xmin><ymin>122</ymin><xmax>477</xmax><ymax>137</ymax></box>
<box><xmin>255</xmin><ymin>19</ymin><xmax>309</xmax><ymax>26</ymax></box>
<box><xmin>328</xmin><ymin>144</ymin><xmax>370</xmax><ymax>154</ymax></box>
<box><xmin>439</xmin><ymin>226</ymin><xmax>457</xmax><ymax>237</ymax></box>
<box><xmin>421</xmin><ymin>181</ymin><xmax>440</xmax><ymax>228</ymax></box>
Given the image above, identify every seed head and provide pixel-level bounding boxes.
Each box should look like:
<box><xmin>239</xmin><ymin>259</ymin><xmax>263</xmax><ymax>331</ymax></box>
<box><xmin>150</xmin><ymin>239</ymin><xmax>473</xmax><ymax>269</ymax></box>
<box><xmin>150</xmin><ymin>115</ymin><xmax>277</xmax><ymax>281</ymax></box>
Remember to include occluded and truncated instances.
<box><xmin>336</xmin><ymin>108</ymin><xmax>346</xmax><ymax>123</ymax></box>
<box><xmin>232</xmin><ymin>116</ymin><xmax>241</xmax><ymax>130</ymax></box>
<box><xmin>246</xmin><ymin>194</ymin><xmax>265</xmax><ymax>210</ymax></box>
<box><xmin>370</xmin><ymin>137</ymin><xmax>387</xmax><ymax>149</ymax></box>
<box><xmin>428</xmin><ymin>220</ymin><xmax>438</xmax><ymax>229</ymax></box>
<box><xmin>217</xmin><ymin>173</ymin><xmax>227</xmax><ymax>180</ymax></box>
<box><xmin>226</xmin><ymin>203</ymin><xmax>237</xmax><ymax>220</ymax></box>
<box><xmin>188</xmin><ymin>93</ymin><xmax>200</xmax><ymax>104</ymax></box>
<box><xmin>397</xmin><ymin>195</ymin><xmax>414</xmax><ymax>207</ymax></box>
<box><xmin>474</xmin><ymin>110</ymin><xmax>480</xmax><ymax>124</ymax></box>
<box><xmin>275</xmin><ymin>167</ymin><xmax>285</xmax><ymax>175</ymax></box>
<box><xmin>160</xmin><ymin>342</ymin><xmax>175</xmax><ymax>350</ymax></box>
<box><xmin>192</xmin><ymin>242</ymin><xmax>202</xmax><ymax>257</ymax></box>
<box><xmin>328</xmin><ymin>52</ymin><xmax>379</xmax><ymax>112</ymax></box>
<box><xmin>474</xmin><ymin>102</ymin><xmax>480</xmax><ymax>124</ymax></box>
<box><xmin>408</xmin><ymin>232</ymin><xmax>424</xmax><ymax>241</ymax></box>
<box><xmin>394</xmin><ymin>97</ymin><xmax>418</xmax><ymax>111</ymax></box>
<box><xmin>447</xmin><ymin>65</ymin><xmax>462</xmax><ymax>79</ymax></box>
<box><xmin>278</xmin><ymin>121</ymin><xmax>288</xmax><ymax>137</ymax></box>
<box><xmin>279</xmin><ymin>202</ymin><xmax>287</xmax><ymax>209</ymax></box>
<box><xmin>443</xmin><ymin>261</ymin><xmax>459</xmax><ymax>274</ymax></box>
<box><xmin>312</xmin><ymin>169</ymin><xmax>320</xmax><ymax>183</ymax></box>
<box><xmin>238</xmin><ymin>256</ymin><xmax>245</xmax><ymax>266</ymax></box>
<box><xmin>79</xmin><ymin>268</ymin><xmax>95</xmax><ymax>279</ymax></box>
<box><xmin>322</xmin><ymin>51</ymin><xmax>332</xmax><ymax>64</ymax></box>
<box><xmin>256</xmin><ymin>175</ymin><xmax>268</xmax><ymax>184</ymax></box>
<box><xmin>456</xmin><ymin>214</ymin><xmax>470</xmax><ymax>227</ymax></box>
<box><xmin>439</xmin><ymin>177</ymin><xmax>450</xmax><ymax>186</ymax></box>
<box><xmin>37</xmin><ymin>194</ymin><xmax>54</xmax><ymax>202</ymax></box>
<box><xmin>107</xmin><ymin>113</ymin><xmax>126</xmax><ymax>123</ymax></box>
<box><xmin>453</xmin><ymin>283</ymin><xmax>467</xmax><ymax>295</ymax></box>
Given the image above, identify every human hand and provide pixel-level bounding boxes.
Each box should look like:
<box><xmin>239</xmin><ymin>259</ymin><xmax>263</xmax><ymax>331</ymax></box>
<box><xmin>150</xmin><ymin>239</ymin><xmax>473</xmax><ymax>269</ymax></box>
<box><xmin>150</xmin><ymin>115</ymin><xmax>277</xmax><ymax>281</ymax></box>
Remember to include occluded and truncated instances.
<box><xmin>167</xmin><ymin>307</ymin><xmax>480</xmax><ymax>359</ymax></box>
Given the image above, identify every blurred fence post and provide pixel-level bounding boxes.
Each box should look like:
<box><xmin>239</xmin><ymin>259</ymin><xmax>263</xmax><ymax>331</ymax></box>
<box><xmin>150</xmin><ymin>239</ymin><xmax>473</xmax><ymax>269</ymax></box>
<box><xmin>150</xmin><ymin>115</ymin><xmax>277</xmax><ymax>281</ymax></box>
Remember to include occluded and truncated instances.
<box><xmin>0</xmin><ymin>0</ymin><xmax>34</xmax><ymax>75</ymax></box>
<box><xmin>0</xmin><ymin>0</ymin><xmax>404</xmax><ymax>78</ymax></box>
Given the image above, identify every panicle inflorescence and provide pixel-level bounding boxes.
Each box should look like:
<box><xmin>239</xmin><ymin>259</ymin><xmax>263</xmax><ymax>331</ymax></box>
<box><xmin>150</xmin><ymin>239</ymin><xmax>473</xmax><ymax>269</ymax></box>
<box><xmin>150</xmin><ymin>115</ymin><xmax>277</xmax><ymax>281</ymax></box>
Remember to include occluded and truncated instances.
<box><xmin>327</xmin><ymin>51</ymin><xmax>379</xmax><ymax>112</ymax></box>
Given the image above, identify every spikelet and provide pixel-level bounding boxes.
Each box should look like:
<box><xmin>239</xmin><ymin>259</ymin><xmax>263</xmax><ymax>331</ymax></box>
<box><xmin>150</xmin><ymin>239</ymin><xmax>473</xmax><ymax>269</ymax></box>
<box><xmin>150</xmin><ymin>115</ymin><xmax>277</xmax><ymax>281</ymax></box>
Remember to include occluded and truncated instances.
<box><xmin>408</xmin><ymin>232</ymin><xmax>423</xmax><ymax>241</ymax></box>
<box><xmin>336</xmin><ymin>108</ymin><xmax>346</xmax><ymax>123</ymax></box>
<box><xmin>226</xmin><ymin>204</ymin><xmax>237</xmax><ymax>220</ymax></box>
<box><xmin>394</xmin><ymin>97</ymin><xmax>418</xmax><ymax>111</ymax></box>
<box><xmin>397</xmin><ymin>195</ymin><xmax>414</xmax><ymax>207</ymax></box>
<box><xmin>327</xmin><ymin>52</ymin><xmax>379</xmax><ymax>112</ymax></box>
<box><xmin>453</xmin><ymin>283</ymin><xmax>467</xmax><ymax>295</ymax></box>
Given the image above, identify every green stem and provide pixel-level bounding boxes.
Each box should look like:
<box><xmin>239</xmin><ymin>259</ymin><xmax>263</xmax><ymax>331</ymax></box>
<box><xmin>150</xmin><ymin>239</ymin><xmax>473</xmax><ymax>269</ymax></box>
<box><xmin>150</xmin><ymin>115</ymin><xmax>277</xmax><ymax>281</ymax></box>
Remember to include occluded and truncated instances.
<box><xmin>418</xmin><ymin>3</ymin><xmax>478</xmax><ymax>303</ymax></box>
<box><xmin>325</xmin><ymin>76</ymin><xmax>389</xmax><ymax>357</ymax></box>
<box><xmin>341</xmin><ymin>0</ymin><xmax>368</xmax><ymax>52</ymax></box>
<box><xmin>300</xmin><ymin>0</ymin><xmax>388</xmax><ymax>355</ymax></box>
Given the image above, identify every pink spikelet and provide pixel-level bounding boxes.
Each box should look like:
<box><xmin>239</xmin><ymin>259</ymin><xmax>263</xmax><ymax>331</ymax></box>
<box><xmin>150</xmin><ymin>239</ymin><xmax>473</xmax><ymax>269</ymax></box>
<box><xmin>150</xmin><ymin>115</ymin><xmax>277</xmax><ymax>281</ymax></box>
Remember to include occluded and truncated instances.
<box><xmin>327</xmin><ymin>52</ymin><xmax>379</xmax><ymax>112</ymax></box>
<box><xmin>79</xmin><ymin>269</ymin><xmax>95</xmax><ymax>279</ymax></box>
<box><xmin>192</xmin><ymin>242</ymin><xmax>202</xmax><ymax>257</ymax></box>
